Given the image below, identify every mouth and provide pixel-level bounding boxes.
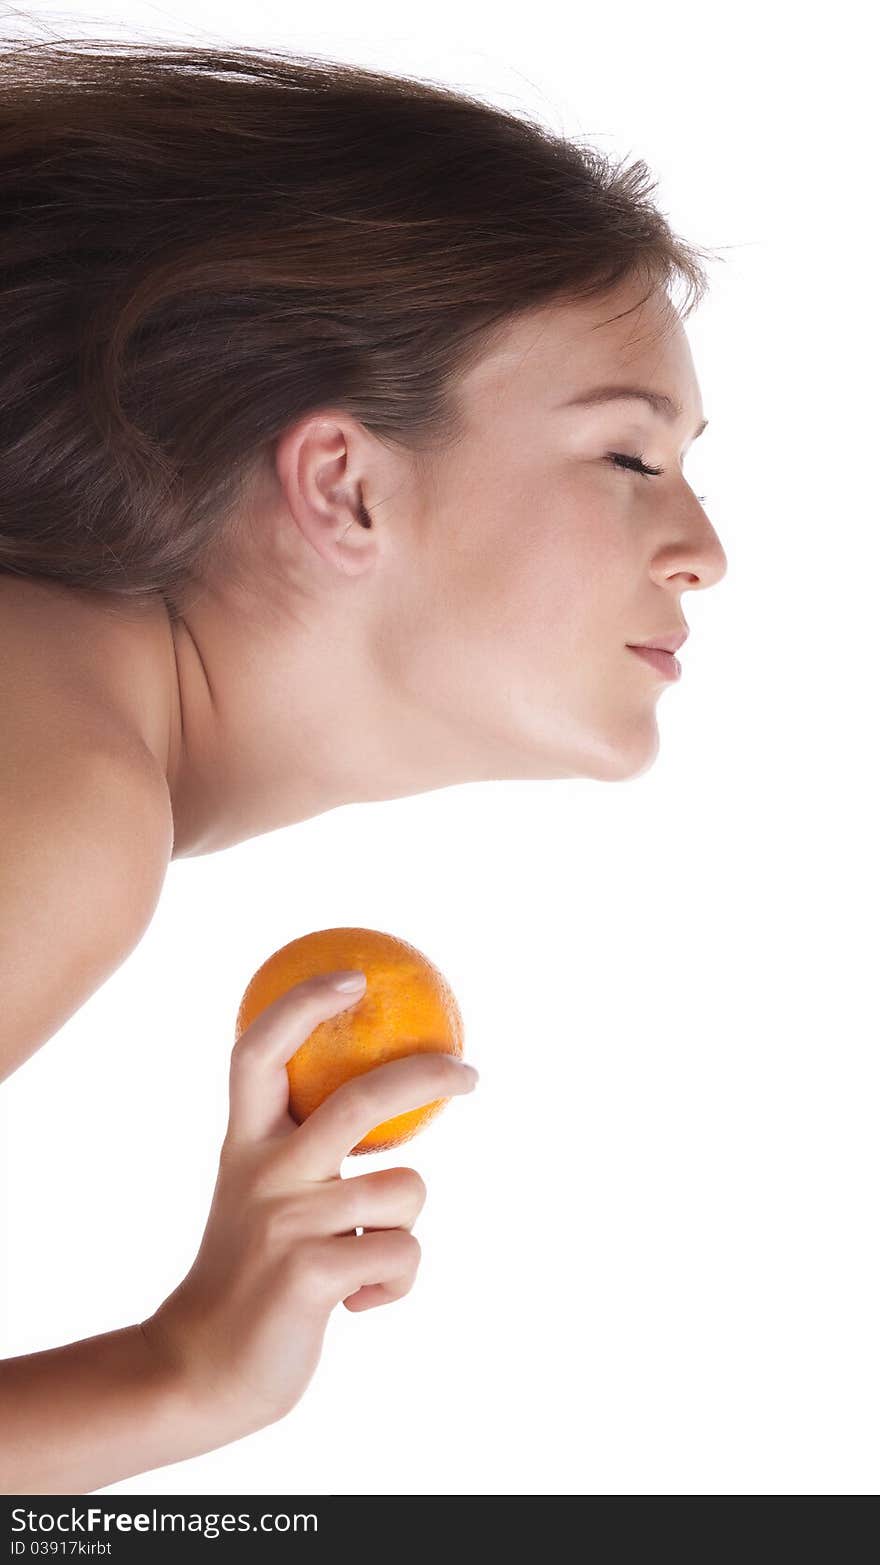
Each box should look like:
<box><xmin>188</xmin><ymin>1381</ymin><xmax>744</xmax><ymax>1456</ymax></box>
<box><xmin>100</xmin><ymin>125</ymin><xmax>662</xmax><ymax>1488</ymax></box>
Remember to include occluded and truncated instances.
<box><xmin>628</xmin><ymin>628</ymin><xmax>689</xmax><ymax>655</ymax></box>
<box><xmin>626</xmin><ymin>644</ymin><xmax>682</xmax><ymax>680</ymax></box>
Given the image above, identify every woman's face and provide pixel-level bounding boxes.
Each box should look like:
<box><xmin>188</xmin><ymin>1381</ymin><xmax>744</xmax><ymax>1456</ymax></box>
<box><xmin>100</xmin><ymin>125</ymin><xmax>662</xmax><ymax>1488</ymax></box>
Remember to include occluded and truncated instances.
<box><xmin>380</xmin><ymin>279</ymin><xmax>728</xmax><ymax>784</ymax></box>
<box><xmin>163</xmin><ymin>277</ymin><xmax>729</xmax><ymax>853</ymax></box>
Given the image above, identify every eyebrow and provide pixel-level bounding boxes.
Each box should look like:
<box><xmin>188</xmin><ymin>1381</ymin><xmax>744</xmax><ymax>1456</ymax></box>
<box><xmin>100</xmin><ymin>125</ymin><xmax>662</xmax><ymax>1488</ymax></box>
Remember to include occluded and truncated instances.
<box><xmin>561</xmin><ymin>385</ymin><xmax>708</xmax><ymax>440</ymax></box>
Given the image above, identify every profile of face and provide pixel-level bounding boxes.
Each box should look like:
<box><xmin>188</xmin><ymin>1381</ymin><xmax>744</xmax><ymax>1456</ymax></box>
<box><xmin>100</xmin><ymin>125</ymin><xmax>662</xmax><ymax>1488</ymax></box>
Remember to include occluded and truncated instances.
<box><xmin>382</xmin><ymin>279</ymin><xmax>727</xmax><ymax>784</ymax></box>
<box><xmin>178</xmin><ymin>274</ymin><xmax>728</xmax><ymax>851</ymax></box>
<box><xmin>264</xmin><ymin>275</ymin><xmax>726</xmax><ymax>791</ymax></box>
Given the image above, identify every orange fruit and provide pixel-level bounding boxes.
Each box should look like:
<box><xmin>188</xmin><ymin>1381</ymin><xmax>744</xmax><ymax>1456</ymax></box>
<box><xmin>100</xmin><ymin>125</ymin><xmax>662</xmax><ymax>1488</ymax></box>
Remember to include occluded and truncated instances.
<box><xmin>234</xmin><ymin>927</ymin><xmax>465</xmax><ymax>1154</ymax></box>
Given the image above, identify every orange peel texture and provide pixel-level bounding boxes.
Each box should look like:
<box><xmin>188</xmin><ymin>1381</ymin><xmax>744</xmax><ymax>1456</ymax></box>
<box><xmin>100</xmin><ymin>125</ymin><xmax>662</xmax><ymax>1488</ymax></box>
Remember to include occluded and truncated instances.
<box><xmin>234</xmin><ymin>927</ymin><xmax>465</xmax><ymax>1154</ymax></box>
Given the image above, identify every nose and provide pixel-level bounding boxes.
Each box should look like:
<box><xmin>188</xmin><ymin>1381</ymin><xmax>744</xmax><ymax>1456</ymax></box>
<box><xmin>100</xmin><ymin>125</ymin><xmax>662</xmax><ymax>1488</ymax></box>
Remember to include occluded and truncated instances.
<box><xmin>660</xmin><ymin>505</ymin><xmax>728</xmax><ymax>591</ymax></box>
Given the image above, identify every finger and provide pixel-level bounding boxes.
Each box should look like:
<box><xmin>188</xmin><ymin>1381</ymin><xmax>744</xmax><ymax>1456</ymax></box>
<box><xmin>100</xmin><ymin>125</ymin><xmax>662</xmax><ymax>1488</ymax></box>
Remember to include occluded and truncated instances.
<box><xmin>343</xmin><ymin>1284</ymin><xmax>397</xmax><ymax>1312</ymax></box>
<box><xmin>342</xmin><ymin>1229</ymin><xmax>417</xmax><ymax>1311</ymax></box>
<box><xmin>315</xmin><ymin>1228</ymin><xmax>421</xmax><ymax>1310</ymax></box>
<box><xmin>226</xmin><ymin>970</ymin><xmax>368</xmax><ymax>1144</ymax></box>
<box><xmin>306</xmin><ymin>1166</ymin><xmax>428</xmax><ymax>1239</ymax></box>
<box><xmin>284</xmin><ymin>1052</ymin><xmax>478</xmax><ymax>1181</ymax></box>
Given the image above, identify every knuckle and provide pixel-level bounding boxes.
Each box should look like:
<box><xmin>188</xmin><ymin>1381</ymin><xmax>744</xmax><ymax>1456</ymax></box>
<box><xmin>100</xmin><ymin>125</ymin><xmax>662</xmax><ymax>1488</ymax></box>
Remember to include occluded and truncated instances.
<box><xmin>390</xmin><ymin>1227</ymin><xmax>421</xmax><ymax>1268</ymax></box>
<box><xmin>253</xmin><ymin>1190</ymin><xmax>315</xmax><ymax>1247</ymax></box>
<box><xmin>238</xmin><ymin>1155</ymin><xmax>273</xmax><ymax>1200</ymax></box>
<box><xmin>255</xmin><ymin>1141</ymin><xmax>300</xmax><ymax>1196</ymax></box>
<box><xmin>340</xmin><ymin>1075</ymin><xmax>381</xmax><ymax>1127</ymax></box>
<box><xmin>252</xmin><ymin>1199</ymin><xmax>288</xmax><ymax>1247</ymax></box>
<box><xmin>289</xmin><ymin>1241</ymin><xmax>335</xmax><ymax>1302</ymax></box>
<box><xmin>227</xmin><ymin>1146</ymin><xmax>277</xmax><ymax>1202</ymax></box>
<box><xmin>218</xmin><ymin>1140</ymin><xmax>264</xmax><ymax>1198</ymax></box>
<box><xmin>387</xmin><ymin>1166</ymin><xmax>427</xmax><ymax>1209</ymax></box>
<box><xmin>229</xmin><ymin>1032</ymin><xmax>260</xmax><ymax>1075</ymax></box>
<box><xmin>248</xmin><ymin>1168</ymin><xmax>279</xmax><ymax>1205</ymax></box>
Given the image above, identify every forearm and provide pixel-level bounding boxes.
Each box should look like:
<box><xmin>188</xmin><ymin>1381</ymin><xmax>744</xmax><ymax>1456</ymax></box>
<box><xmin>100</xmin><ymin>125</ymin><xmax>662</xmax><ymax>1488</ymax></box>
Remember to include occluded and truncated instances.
<box><xmin>0</xmin><ymin>1322</ymin><xmax>224</xmax><ymax>1494</ymax></box>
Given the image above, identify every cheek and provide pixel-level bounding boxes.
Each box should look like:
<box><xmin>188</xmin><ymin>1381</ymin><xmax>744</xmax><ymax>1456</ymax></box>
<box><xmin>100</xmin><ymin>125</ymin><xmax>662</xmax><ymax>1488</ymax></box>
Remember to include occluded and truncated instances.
<box><xmin>495</xmin><ymin>503</ymin><xmax>629</xmax><ymax>650</ymax></box>
<box><xmin>426</xmin><ymin>458</ymin><xmax>631</xmax><ymax>654</ymax></box>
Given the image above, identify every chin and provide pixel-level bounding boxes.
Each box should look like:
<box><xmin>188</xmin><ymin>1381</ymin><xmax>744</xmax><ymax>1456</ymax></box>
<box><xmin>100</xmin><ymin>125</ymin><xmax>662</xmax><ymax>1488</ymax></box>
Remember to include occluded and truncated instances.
<box><xmin>582</xmin><ymin>718</ymin><xmax>661</xmax><ymax>783</ymax></box>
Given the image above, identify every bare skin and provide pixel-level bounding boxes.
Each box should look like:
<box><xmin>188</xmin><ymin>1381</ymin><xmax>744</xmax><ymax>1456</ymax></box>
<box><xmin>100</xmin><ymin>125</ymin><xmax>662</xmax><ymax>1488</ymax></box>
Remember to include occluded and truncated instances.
<box><xmin>6</xmin><ymin>275</ymin><xmax>726</xmax><ymax>859</ymax></box>
<box><xmin>0</xmin><ymin>277</ymin><xmax>727</xmax><ymax>1491</ymax></box>
<box><xmin>0</xmin><ymin>975</ymin><xmax>478</xmax><ymax>1492</ymax></box>
<box><xmin>160</xmin><ymin>279</ymin><xmax>725</xmax><ymax>856</ymax></box>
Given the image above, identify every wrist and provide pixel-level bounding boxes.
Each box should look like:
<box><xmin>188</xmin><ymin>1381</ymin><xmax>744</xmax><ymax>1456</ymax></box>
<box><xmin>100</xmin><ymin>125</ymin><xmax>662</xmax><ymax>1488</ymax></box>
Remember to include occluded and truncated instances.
<box><xmin>138</xmin><ymin>1307</ymin><xmax>266</xmax><ymax>1449</ymax></box>
<box><xmin>131</xmin><ymin>1316</ymin><xmax>226</xmax><ymax>1461</ymax></box>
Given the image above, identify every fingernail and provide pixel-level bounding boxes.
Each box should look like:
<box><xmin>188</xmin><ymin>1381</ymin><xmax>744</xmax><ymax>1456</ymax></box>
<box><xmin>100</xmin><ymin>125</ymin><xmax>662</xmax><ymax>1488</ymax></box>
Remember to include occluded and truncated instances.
<box><xmin>460</xmin><ymin>1062</ymin><xmax>479</xmax><ymax>1083</ymax></box>
<box><xmin>331</xmin><ymin>970</ymin><xmax>368</xmax><ymax>992</ymax></box>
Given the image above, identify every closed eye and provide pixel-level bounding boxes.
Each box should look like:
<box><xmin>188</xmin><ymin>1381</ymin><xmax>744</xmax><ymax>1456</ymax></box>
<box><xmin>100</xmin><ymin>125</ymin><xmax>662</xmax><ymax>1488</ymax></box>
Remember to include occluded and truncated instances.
<box><xmin>607</xmin><ymin>451</ymin><xmax>663</xmax><ymax>478</ymax></box>
<box><xmin>607</xmin><ymin>451</ymin><xmax>707</xmax><ymax>504</ymax></box>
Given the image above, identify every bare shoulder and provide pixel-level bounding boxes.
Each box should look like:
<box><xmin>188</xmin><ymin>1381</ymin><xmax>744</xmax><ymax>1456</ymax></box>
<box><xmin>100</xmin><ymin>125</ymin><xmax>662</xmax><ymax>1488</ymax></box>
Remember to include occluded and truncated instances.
<box><xmin>0</xmin><ymin>578</ymin><xmax>175</xmax><ymax>1080</ymax></box>
<box><xmin>0</xmin><ymin>738</ymin><xmax>172</xmax><ymax>1082</ymax></box>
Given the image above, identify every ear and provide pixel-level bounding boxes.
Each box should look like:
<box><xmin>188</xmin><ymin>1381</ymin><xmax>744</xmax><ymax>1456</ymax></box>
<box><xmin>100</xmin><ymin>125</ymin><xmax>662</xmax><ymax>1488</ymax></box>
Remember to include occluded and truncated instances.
<box><xmin>273</xmin><ymin>413</ymin><xmax>381</xmax><ymax>579</ymax></box>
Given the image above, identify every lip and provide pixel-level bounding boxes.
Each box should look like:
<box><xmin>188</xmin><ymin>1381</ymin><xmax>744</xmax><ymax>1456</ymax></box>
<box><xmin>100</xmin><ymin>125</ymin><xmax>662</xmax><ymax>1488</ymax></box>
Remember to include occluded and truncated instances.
<box><xmin>627</xmin><ymin>644</ymin><xmax>682</xmax><ymax>680</ymax></box>
<box><xmin>628</xmin><ymin>628</ymin><xmax>689</xmax><ymax>655</ymax></box>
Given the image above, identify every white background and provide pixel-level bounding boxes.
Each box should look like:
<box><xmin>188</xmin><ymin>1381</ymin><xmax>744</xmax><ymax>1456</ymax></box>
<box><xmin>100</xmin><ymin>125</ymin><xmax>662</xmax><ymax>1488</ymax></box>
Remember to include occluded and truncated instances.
<box><xmin>1</xmin><ymin>0</ymin><xmax>877</xmax><ymax>1497</ymax></box>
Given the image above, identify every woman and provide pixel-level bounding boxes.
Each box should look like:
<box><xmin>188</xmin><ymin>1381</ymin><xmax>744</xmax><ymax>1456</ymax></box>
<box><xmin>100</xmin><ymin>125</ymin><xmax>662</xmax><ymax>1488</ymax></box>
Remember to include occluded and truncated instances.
<box><xmin>0</xmin><ymin>36</ymin><xmax>727</xmax><ymax>1492</ymax></box>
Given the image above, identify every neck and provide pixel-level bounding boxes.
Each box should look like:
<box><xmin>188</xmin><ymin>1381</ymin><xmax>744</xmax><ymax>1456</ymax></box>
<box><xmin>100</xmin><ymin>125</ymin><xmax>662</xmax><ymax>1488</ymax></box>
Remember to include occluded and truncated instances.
<box><xmin>161</xmin><ymin>576</ymin><xmax>513</xmax><ymax>860</ymax></box>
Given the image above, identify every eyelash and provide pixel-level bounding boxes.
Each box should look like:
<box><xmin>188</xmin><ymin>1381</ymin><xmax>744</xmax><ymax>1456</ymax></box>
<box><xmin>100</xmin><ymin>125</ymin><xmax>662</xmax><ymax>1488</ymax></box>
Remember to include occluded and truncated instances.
<box><xmin>607</xmin><ymin>451</ymin><xmax>707</xmax><ymax>505</ymax></box>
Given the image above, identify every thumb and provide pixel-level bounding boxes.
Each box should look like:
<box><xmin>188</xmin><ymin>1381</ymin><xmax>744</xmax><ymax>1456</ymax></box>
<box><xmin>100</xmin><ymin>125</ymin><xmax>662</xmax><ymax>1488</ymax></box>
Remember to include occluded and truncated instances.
<box><xmin>226</xmin><ymin>969</ymin><xmax>368</xmax><ymax>1144</ymax></box>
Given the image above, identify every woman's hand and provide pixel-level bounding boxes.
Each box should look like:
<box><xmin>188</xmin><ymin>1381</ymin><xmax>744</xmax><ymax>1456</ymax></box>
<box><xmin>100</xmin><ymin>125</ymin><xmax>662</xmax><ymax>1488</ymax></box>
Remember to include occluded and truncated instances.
<box><xmin>139</xmin><ymin>971</ymin><xmax>478</xmax><ymax>1441</ymax></box>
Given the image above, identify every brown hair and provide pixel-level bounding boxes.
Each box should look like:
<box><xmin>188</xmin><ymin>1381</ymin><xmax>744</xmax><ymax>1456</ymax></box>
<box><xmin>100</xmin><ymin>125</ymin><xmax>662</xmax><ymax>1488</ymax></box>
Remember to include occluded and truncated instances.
<box><xmin>0</xmin><ymin>30</ymin><xmax>722</xmax><ymax>622</ymax></box>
